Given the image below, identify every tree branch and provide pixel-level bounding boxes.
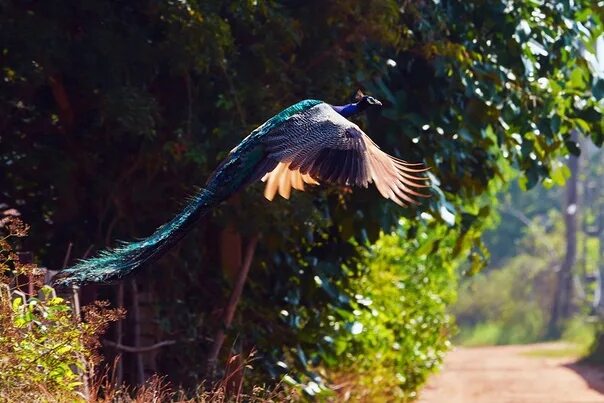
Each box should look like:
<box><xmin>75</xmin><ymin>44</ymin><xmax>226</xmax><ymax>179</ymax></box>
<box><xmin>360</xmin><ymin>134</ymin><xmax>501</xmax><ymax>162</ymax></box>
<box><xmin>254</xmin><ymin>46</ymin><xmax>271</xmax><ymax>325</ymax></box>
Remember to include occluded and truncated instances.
<box><xmin>131</xmin><ymin>280</ymin><xmax>144</xmax><ymax>385</ymax></box>
<box><xmin>206</xmin><ymin>234</ymin><xmax>259</xmax><ymax>374</ymax></box>
<box><xmin>48</xmin><ymin>74</ymin><xmax>74</xmax><ymax>132</ymax></box>
<box><xmin>103</xmin><ymin>339</ymin><xmax>175</xmax><ymax>354</ymax></box>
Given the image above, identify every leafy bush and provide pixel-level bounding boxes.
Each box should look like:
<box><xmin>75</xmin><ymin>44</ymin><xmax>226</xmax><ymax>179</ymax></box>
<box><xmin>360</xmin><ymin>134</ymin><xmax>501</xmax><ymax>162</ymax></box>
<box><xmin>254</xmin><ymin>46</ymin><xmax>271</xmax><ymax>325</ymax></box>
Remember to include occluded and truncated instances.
<box><xmin>454</xmin><ymin>209</ymin><xmax>598</xmax><ymax>347</ymax></box>
<box><xmin>328</xmin><ymin>219</ymin><xmax>460</xmax><ymax>401</ymax></box>
<box><xmin>0</xmin><ymin>217</ymin><xmax>122</xmax><ymax>401</ymax></box>
<box><xmin>454</xmin><ymin>254</ymin><xmax>554</xmax><ymax>345</ymax></box>
<box><xmin>562</xmin><ymin>317</ymin><xmax>596</xmax><ymax>350</ymax></box>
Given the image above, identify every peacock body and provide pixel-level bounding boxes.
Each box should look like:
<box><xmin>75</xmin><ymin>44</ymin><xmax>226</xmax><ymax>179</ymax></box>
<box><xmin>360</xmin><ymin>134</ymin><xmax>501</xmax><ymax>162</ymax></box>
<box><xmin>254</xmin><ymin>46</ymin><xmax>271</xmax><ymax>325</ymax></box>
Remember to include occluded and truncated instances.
<box><xmin>54</xmin><ymin>95</ymin><xmax>429</xmax><ymax>286</ymax></box>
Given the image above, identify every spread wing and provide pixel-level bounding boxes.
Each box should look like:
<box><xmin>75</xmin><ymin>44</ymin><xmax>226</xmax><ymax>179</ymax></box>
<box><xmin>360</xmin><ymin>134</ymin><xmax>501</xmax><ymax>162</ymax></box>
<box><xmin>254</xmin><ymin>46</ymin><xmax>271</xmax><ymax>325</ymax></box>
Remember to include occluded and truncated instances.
<box><xmin>255</xmin><ymin>103</ymin><xmax>430</xmax><ymax>207</ymax></box>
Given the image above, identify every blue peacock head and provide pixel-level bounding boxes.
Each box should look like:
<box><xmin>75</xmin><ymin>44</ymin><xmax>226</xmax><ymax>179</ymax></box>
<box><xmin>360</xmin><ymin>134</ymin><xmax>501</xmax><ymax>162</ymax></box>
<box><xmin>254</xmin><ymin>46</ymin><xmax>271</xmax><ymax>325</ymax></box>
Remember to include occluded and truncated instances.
<box><xmin>332</xmin><ymin>90</ymin><xmax>382</xmax><ymax>118</ymax></box>
<box><xmin>356</xmin><ymin>92</ymin><xmax>382</xmax><ymax>110</ymax></box>
<box><xmin>354</xmin><ymin>89</ymin><xmax>382</xmax><ymax>110</ymax></box>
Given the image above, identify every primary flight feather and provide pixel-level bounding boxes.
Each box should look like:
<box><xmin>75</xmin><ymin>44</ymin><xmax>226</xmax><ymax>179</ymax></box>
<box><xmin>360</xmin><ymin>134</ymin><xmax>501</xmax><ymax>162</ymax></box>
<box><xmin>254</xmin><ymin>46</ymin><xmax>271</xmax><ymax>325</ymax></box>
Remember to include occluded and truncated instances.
<box><xmin>54</xmin><ymin>93</ymin><xmax>429</xmax><ymax>286</ymax></box>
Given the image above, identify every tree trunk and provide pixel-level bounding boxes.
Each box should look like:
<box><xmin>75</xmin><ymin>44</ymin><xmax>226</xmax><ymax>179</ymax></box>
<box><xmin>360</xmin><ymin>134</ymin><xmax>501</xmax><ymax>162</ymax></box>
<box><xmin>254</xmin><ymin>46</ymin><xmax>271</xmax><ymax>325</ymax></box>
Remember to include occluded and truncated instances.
<box><xmin>548</xmin><ymin>131</ymin><xmax>580</xmax><ymax>337</ymax></box>
<box><xmin>597</xmin><ymin>228</ymin><xmax>604</xmax><ymax>313</ymax></box>
<box><xmin>131</xmin><ymin>280</ymin><xmax>145</xmax><ymax>385</ymax></box>
<box><xmin>115</xmin><ymin>283</ymin><xmax>124</xmax><ymax>385</ymax></box>
<box><xmin>206</xmin><ymin>234</ymin><xmax>259</xmax><ymax>375</ymax></box>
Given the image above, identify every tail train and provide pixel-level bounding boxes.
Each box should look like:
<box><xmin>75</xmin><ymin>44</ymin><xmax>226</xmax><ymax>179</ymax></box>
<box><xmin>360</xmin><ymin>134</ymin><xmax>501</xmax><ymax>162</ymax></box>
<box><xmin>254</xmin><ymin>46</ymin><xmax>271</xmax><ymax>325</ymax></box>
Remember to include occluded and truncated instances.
<box><xmin>54</xmin><ymin>126</ymin><xmax>266</xmax><ymax>286</ymax></box>
<box><xmin>53</xmin><ymin>188</ymin><xmax>216</xmax><ymax>286</ymax></box>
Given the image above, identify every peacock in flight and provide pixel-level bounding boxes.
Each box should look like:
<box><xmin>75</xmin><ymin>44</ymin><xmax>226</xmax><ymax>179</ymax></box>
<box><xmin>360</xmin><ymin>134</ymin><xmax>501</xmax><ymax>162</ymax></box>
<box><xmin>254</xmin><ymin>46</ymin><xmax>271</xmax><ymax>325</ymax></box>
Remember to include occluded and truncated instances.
<box><xmin>54</xmin><ymin>92</ymin><xmax>430</xmax><ymax>286</ymax></box>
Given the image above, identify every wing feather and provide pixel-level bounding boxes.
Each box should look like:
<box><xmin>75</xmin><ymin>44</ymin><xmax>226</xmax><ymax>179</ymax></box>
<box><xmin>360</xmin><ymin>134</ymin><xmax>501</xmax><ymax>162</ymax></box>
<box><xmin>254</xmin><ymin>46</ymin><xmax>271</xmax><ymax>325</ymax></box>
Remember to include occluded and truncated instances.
<box><xmin>291</xmin><ymin>169</ymin><xmax>304</xmax><ymax>190</ymax></box>
<box><xmin>263</xmin><ymin>162</ymin><xmax>285</xmax><ymax>200</ymax></box>
<box><xmin>361</xmin><ymin>135</ymin><xmax>430</xmax><ymax>206</ymax></box>
<box><xmin>338</xmin><ymin>149</ymin><xmax>352</xmax><ymax>185</ymax></box>
<box><xmin>262</xmin><ymin>162</ymin><xmax>319</xmax><ymax>200</ymax></box>
<box><xmin>278</xmin><ymin>164</ymin><xmax>292</xmax><ymax>199</ymax></box>
<box><xmin>253</xmin><ymin>103</ymin><xmax>430</xmax><ymax>206</ymax></box>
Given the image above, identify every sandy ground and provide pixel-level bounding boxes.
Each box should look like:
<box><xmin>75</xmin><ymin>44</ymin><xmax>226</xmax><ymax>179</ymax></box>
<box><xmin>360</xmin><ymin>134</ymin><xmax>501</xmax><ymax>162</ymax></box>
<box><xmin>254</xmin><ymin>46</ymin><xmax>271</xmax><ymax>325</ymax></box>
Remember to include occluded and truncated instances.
<box><xmin>419</xmin><ymin>343</ymin><xmax>604</xmax><ymax>403</ymax></box>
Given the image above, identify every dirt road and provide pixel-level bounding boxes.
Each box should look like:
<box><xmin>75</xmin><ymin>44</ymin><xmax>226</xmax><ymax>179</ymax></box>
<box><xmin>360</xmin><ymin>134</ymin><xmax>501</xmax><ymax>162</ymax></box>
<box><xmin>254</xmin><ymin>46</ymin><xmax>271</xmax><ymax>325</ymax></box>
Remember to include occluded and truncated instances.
<box><xmin>420</xmin><ymin>343</ymin><xmax>604</xmax><ymax>403</ymax></box>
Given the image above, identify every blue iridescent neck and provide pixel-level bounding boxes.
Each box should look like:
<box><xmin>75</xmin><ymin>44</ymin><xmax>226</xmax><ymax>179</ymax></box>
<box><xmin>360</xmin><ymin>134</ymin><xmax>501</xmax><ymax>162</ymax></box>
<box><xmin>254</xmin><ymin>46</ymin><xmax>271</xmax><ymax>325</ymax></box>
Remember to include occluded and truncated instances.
<box><xmin>331</xmin><ymin>102</ymin><xmax>362</xmax><ymax>118</ymax></box>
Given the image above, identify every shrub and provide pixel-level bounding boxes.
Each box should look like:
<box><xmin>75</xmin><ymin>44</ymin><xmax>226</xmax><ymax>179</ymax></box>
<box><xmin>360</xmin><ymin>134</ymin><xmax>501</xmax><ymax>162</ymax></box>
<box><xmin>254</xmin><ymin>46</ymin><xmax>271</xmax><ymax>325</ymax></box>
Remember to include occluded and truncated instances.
<box><xmin>453</xmin><ymin>210</ymin><xmax>598</xmax><ymax>347</ymax></box>
<box><xmin>329</xmin><ymin>219</ymin><xmax>459</xmax><ymax>401</ymax></box>
<box><xmin>0</xmin><ymin>217</ymin><xmax>122</xmax><ymax>401</ymax></box>
<box><xmin>453</xmin><ymin>254</ymin><xmax>554</xmax><ymax>346</ymax></box>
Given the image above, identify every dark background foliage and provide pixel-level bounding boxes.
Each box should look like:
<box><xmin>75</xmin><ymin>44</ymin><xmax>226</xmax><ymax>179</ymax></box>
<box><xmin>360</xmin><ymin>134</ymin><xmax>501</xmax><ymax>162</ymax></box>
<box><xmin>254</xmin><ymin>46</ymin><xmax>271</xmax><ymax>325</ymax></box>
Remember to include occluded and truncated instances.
<box><xmin>1</xmin><ymin>0</ymin><xmax>602</xmax><ymax>396</ymax></box>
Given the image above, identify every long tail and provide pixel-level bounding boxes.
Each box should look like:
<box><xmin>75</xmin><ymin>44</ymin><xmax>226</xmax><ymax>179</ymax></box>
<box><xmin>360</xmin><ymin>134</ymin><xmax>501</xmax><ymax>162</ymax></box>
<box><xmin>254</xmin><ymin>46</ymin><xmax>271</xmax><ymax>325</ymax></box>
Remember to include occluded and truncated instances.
<box><xmin>53</xmin><ymin>188</ymin><xmax>217</xmax><ymax>286</ymax></box>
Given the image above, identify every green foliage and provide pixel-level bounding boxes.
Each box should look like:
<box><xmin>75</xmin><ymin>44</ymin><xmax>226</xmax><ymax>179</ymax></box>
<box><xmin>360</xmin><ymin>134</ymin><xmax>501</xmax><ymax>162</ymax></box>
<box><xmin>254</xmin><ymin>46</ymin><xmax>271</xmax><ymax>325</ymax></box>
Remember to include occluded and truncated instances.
<box><xmin>561</xmin><ymin>316</ymin><xmax>596</xmax><ymax>349</ymax></box>
<box><xmin>482</xmin><ymin>177</ymin><xmax>564</xmax><ymax>266</ymax></box>
<box><xmin>326</xmin><ymin>219</ymin><xmax>459</xmax><ymax>400</ymax></box>
<box><xmin>454</xmin><ymin>209</ymin><xmax>563</xmax><ymax>345</ymax></box>
<box><xmin>454</xmin><ymin>208</ymin><xmax>600</xmax><ymax>347</ymax></box>
<box><xmin>454</xmin><ymin>255</ymin><xmax>553</xmax><ymax>346</ymax></box>
<box><xmin>0</xmin><ymin>287</ymin><xmax>86</xmax><ymax>398</ymax></box>
<box><xmin>0</xmin><ymin>217</ymin><xmax>120</xmax><ymax>401</ymax></box>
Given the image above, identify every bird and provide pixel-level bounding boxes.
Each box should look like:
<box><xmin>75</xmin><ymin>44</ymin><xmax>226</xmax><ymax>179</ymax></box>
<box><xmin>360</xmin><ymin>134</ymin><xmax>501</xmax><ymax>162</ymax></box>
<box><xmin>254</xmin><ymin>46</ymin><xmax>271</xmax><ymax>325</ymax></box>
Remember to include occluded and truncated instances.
<box><xmin>53</xmin><ymin>91</ymin><xmax>430</xmax><ymax>286</ymax></box>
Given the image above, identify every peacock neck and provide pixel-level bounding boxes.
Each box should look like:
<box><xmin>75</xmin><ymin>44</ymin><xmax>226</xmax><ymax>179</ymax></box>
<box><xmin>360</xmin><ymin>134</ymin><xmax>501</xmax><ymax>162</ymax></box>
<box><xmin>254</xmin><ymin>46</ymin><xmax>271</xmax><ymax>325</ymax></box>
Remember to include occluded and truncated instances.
<box><xmin>331</xmin><ymin>102</ymin><xmax>363</xmax><ymax>118</ymax></box>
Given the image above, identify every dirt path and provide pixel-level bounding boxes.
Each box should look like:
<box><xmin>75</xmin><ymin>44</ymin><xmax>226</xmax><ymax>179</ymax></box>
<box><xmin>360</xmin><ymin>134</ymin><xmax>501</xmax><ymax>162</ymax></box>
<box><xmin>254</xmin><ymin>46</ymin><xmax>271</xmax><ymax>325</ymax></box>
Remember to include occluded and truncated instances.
<box><xmin>420</xmin><ymin>343</ymin><xmax>604</xmax><ymax>403</ymax></box>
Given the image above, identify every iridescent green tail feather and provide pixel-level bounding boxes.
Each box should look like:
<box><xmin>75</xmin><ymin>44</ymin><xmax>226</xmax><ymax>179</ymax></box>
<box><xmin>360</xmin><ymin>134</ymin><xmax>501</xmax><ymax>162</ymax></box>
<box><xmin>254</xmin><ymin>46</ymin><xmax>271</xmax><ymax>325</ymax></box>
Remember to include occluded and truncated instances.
<box><xmin>53</xmin><ymin>188</ymin><xmax>216</xmax><ymax>286</ymax></box>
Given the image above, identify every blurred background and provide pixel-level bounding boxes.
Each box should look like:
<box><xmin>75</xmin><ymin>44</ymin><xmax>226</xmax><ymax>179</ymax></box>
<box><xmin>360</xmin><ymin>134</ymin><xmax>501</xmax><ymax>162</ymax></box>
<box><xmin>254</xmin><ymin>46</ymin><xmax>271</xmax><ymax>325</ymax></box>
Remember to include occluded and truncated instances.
<box><xmin>1</xmin><ymin>0</ymin><xmax>603</xmax><ymax>401</ymax></box>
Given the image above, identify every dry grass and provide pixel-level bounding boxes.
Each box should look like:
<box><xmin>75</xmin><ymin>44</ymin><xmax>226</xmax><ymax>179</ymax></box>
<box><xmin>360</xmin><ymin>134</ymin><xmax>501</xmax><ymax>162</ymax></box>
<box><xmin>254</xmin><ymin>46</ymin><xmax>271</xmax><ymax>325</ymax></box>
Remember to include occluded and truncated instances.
<box><xmin>90</xmin><ymin>353</ymin><xmax>299</xmax><ymax>402</ymax></box>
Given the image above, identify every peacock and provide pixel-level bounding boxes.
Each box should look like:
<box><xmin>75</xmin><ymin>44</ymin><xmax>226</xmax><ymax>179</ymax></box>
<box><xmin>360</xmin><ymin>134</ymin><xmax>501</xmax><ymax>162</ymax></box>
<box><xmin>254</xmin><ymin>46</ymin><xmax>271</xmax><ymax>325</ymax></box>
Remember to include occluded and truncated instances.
<box><xmin>54</xmin><ymin>92</ymin><xmax>430</xmax><ymax>286</ymax></box>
